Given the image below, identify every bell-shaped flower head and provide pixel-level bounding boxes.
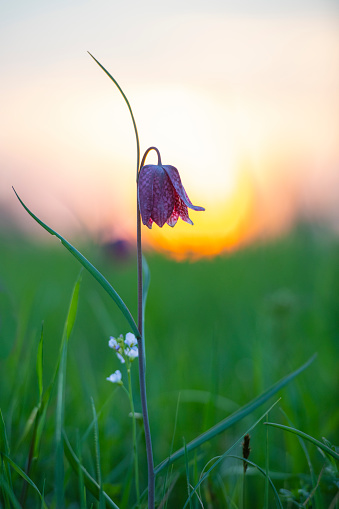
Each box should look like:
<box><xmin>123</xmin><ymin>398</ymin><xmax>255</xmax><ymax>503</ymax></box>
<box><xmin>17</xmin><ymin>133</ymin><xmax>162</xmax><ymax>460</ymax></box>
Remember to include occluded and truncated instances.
<box><xmin>138</xmin><ymin>159</ymin><xmax>205</xmax><ymax>229</ymax></box>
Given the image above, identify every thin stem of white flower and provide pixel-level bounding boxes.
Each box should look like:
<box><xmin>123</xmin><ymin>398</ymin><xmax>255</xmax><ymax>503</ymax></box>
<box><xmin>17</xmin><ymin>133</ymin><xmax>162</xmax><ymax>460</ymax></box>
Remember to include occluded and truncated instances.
<box><xmin>127</xmin><ymin>365</ymin><xmax>140</xmax><ymax>504</ymax></box>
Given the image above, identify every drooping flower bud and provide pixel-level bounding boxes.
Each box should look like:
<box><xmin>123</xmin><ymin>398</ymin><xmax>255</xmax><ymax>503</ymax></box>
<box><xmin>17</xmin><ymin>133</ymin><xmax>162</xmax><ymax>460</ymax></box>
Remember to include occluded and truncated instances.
<box><xmin>138</xmin><ymin>163</ymin><xmax>205</xmax><ymax>229</ymax></box>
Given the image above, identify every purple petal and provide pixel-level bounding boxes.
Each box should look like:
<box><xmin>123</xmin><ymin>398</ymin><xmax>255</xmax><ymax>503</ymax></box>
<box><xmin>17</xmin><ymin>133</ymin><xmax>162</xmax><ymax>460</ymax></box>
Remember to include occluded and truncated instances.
<box><xmin>162</xmin><ymin>165</ymin><xmax>205</xmax><ymax>212</ymax></box>
<box><xmin>151</xmin><ymin>167</ymin><xmax>175</xmax><ymax>227</ymax></box>
<box><xmin>138</xmin><ymin>165</ymin><xmax>155</xmax><ymax>226</ymax></box>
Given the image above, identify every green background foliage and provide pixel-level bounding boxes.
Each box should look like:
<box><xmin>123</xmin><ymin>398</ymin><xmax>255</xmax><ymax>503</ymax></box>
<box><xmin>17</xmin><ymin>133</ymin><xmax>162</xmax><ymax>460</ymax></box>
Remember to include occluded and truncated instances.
<box><xmin>0</xmin><ymin>225</ymin><xmax>338</xmax><ymax>507</ymax></box>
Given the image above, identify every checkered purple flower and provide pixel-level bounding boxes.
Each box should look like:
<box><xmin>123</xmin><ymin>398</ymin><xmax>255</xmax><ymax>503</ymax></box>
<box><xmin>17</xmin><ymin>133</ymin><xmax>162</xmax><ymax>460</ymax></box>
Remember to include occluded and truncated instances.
<box><xmin>138</xmin><ymin>164</ymin><xmax>205</xmax><ymax>229</ymax></box>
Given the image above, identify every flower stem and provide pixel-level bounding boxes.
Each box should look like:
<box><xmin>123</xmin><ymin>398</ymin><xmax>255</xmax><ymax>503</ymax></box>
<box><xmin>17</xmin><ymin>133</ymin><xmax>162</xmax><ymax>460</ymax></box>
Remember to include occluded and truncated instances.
<box><xmin>126</xmin><ymin>366</ymin><xmax>140</xmax><ymax>504</ymax></box>
<box><xmin>137</xmin><ymin>198</ymin><xmax>155</xmax><ymax>508</ymax></box>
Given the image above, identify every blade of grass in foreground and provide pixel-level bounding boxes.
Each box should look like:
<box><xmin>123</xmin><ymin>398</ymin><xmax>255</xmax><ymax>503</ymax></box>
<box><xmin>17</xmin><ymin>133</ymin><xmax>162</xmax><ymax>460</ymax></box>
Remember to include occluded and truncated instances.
<box><xmin>91</xmin><ymin>398</ymin><xmax>105</xmax><ymax>509</ymax></box>
<box><xmin>183</xmin><ymin>399</ymin><xmax>281</xmax><ymax>508</ymax></box>
<box><xmin>12</xmin><ymin>187</ymin><xmax>140</xmax><ymax>338</ymax></box>
<box><xmin>55</xmin><ymin>271</ymin><xmax>82</xmax><ymax>507</ymax></box>
<box><xmin>63</xmin><ymin>431</ymin><xmax>120</xmax><ymax>509</ymax></box>
<box><xmin>264</xmin><ymin>423</ymin><xmax>339</xmax><ymax>462</ymax></box>
<box><xmin>0</xmin><ymin>408</ymin><xmax>13</xmax><ymax>503</ymax></box>
<box><xmin>2</xmin><ymin>454</ymin><xmax>48</xmax><ymax>509</ymax></box>
<box><xmin>227</xmin><ymin>455</ymin><xmax>283</xmax><ymax>509</ymax></box>
<box><xmin>154</xmin><ymin>354</ymin><xmax>316</xmax><ymax>475</ymax></box>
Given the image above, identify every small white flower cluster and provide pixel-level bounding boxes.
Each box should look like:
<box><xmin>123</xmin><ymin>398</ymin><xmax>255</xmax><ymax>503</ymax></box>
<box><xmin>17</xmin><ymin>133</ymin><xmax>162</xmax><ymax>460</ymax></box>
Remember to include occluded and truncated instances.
<box><xmin>106</xmin><ymin>332</ymin><xmax>138</xmax><ymax>384</ymax></box>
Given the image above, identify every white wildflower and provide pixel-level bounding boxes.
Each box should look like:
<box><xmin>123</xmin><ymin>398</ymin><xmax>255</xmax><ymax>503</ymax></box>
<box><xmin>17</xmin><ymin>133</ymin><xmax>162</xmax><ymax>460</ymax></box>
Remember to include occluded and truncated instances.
<box><xmin>106</xmin><ymin>370</ymin><xmax>122</xmax><ymax>384</ymax></box>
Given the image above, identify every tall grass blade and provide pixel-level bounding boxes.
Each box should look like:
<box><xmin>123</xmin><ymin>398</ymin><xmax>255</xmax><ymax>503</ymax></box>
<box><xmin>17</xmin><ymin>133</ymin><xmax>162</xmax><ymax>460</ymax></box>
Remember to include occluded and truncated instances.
<box><xmin>155</xmin><ymin>355</ymin><xmax>316</xmax><ymax>474</ymax></box>
<box><xmin>183</xmin><ymin>438</ymin><xmax>192</xmax><ymax>509</ymax></box>
<box><xmin>2</xmin><ymin>453</ymin><xmax>48</xmax><ymax>508</ymax></box>
<box><xmin>55</xmin><ymin>271</ymin><xmax>82</xmax><ymax>507</ymax></box>
<box><xmin>63</xmin><ymin>431</ymin><xmax>120</xmax><ymax>509</ymax></box>
<box><xmin>76</xmin><ymin>430</ymin><xmax>86</xmax><ymax>509</ymax></box>
<box><xmin>36</xmin><ymin>323</ymin><xmax>44</xmax><ymax>400</ymax></box>
<box><xmin>0</xmin><ymin>409</ymin><xmax>10</xmax><ymax>458</ymax></box>
<box><xmin>0</xmin><ymin>473</ymin><xmax>21</xmax><ymax>509</ymax></box>
<box><xmin>87</xmin><ymin>52</ymin><xmax>140</xmax><ymax>177</ymax></box>
<box><xmin>12</xmin><ymin>187</ymin><xmax>140</xmax><ymax>338</ymax></box>
<box><xmin>0</xmin><ymin>408</ymin><xmax>13</xmax><ymax>500</ymax></box>
<box><xmin>182</xmin><ymin>399</ymin><xmax>280</xmax><ymax>508</ymax></box>
<box><xmin>280</xmin><ymin>409</ymin><xmax>322</xmax><ymax>509</ymax></box>
<box><xmin>227</xmin><ymin>455</ymin><xmax>283</xmax><ymax>509</ymax></box>
<box><xmin>264</xmin><ymin>422</ymin><xmax>339</xmax><ymax>462</ymax></box>
<box><xmin>142</xmin><ymin>256</ymin><xmax>150</xmax><ymax>340</ymax></box>
<box><xmin>91</xmin><ymin>398</ymin><xmax>105</xmax><ymax>509</ymax></box>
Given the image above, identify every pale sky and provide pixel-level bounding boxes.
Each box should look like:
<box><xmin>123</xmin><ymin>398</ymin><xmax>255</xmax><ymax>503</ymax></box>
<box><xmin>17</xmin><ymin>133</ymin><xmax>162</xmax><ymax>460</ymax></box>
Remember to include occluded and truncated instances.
<box><xmin>1</xmin><ymin>0</ymin><xmax>339</xmax><ymax>256</ymax></box>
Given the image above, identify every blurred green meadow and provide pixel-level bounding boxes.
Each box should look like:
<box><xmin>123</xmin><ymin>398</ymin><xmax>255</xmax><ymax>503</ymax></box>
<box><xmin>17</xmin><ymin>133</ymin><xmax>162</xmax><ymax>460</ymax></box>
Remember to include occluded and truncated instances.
<box><xmin>1</xmin><ymin>225</ymin><xmax>339</xmax><ymax>508</ymax></box>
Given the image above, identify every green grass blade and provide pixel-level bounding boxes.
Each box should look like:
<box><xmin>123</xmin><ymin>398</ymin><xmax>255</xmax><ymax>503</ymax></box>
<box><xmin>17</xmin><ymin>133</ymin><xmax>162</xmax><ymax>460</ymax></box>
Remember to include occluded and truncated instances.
<box><xmin>55</xmin><ymin>271</ymin><xmax>82</xmax><ymax>506</ymax></box>
<box><xmin>0</xmin><ymin>473</ymin><xmax>21</xmax><ymax>509</ymax></box>
<box><xmin>0</xmin><ymin>409</ymin><xmax>13</xmax><ymax>494</ymax></box>
<box><xmin>36</xmin><ymin>323</ymin><xmax>44</xmax><ymax>400</ymax></box>
<box><xmin>142</xmin><ymin>256</ymin><xmax>150</xmax><ymax>329</ymax></box>
<box><xmin>227</xmin><ymin>455</ymin><xmax>283</xmax><ymax>509</ymax></box>
<box><xmin>87</xmin><ymin>52</ymin><xmax>140</xmax><ymax>178</ymax></box>
<box><xmin>55</xmin><ymin>340</ymin><xmax>67</xmax><ymax>507</ymax></box>
<box><xmin>264</xmin><ymin>422</ymin><xmax>339</xmax><ymax>462</ymax></box>
<box><xmin>76</xmin><ymin>430</ymin><xmax>86</xmax><ymax>509</ymax></box>
<box><xmin>12</xmin><ymin>187</ymin><xmax>140</xmax><ymax>338</ymax></box>
<box><xmin>279</xmin><ymin>409</ymin><xmax>322</xmax><ymax>509</ymax></box>
<box><xmin>63</xmin><ymin>431</ymin><xmax>120</xmax><ymax>509</ymax></box>
<box><xmin>66</xmin><ymin>270</ymin><xmax>82</xmax><ymax>340</ymax></box>
<box><xmin>182</xmin><ymin>399</ymin><xmax>280</xmax><ymax>509</ymax></box>
<box><xmin>183</xmin><ymin>438</ymin><xmax>192</xmax><ymax>509</ymax></box>
<box><xmin>0</xmin><ymin>409</ymin><xmax>10</xmax><ymax>455</ymax></box>
<box><xmin>154</xmin><ymin>355</ymin><xmax>316</xmax><ymax>475</ymax></box>
<box><xmin>91</xmin><ymin>398</ymin><xmax>105</xmax><ymax>509</ymax></box>
<box><xmin>2</xmin><ymin>453</ymin><xmax>48</xmax><ymax>508</ymax></box>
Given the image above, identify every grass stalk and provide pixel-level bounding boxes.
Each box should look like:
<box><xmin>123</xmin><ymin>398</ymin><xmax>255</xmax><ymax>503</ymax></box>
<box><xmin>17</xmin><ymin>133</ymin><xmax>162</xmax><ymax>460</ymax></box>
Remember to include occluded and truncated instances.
<box><xmin>126</xmin><ymin>366</ymin><xmax>140</xmax><ymax>503</ymax></box>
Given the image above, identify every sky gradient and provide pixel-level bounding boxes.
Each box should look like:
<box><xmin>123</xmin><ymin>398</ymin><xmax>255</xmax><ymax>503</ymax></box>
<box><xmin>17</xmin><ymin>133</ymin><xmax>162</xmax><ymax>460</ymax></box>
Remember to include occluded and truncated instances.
<box><xmin>1</xmin><ymin>0</ymin><xmax>339</xmax><ymax>258</ymax></box>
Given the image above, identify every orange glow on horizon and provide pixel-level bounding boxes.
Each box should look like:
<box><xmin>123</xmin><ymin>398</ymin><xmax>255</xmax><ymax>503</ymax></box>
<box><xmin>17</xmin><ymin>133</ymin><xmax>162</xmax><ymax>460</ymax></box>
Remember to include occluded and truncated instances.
<box><xmin>142</xmin><ymin>170</ymin><xmax>258</xmax><ymax>260</ymax></box>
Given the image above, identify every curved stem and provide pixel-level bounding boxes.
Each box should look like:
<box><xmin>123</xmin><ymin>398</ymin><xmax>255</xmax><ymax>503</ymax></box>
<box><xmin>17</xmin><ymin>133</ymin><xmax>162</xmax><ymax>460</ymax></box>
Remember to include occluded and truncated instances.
<box><xmin>138</xmin><ymin>147</ymin><xmax>162</xmax><ymax>178</ymax></box>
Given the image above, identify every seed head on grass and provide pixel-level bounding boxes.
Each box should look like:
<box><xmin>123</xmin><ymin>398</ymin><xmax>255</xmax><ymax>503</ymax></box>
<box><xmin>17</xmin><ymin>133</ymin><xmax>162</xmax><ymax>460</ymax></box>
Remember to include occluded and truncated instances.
<box><xmin>242</xmin><ymin>433</ymin><xmax>251</xmax><ymax>473</ymax></box>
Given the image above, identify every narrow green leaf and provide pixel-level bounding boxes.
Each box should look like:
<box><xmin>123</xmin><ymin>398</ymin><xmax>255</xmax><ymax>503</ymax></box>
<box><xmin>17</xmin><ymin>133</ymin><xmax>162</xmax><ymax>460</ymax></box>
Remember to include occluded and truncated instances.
<box><xmin>0</xmin><ymin>408</ymin><xmax>10</xmax><ymax>455</ymax></box>
<box><xmin>91</xmin><ymin>398</ymin><xmax>105</xmax><ymax>509</ymax></box>
<box><xmin>0</xmin><ymin>409</ymin><xmax>13</xmax><ymax>493</ymax></box>
<box><xmin>55</xmin><ymin>271</ymin><xmax>82</xmax><ymax>507</ymax></box>
<box><xmin>0</xmin><ymin>473</ymin><xmax>21</xmax><ymax>509</ymax></box>
<box><xmin>142</xmin><ymin>255</ymin><xmax>150</xmax><ymax>331</ymax></box>
<box><xmin>76</xmin><ymin>430</ymin><xmax>86</xmax><ymax>509</ymax></box>
<box><xmin>182</xmin><ymin>399</ymin><xmax>280</xmax><ymax>509</ymax></box>
<box><xmin>264</xmin><ymin>422</ymin><xmax>339</xmax><ymax>462</ymax></box>
<box><xmin>227</xmin><ymin>455</ymin><xmax>283</xmax><ymax>509</ymax></box>
<box><xmin>66</xmin><ymin>269</ymin><xmax>82</xmax><ymax>340</ymax></box>
<box><xmin>279</xmin><ymin>409</ymin><xmax>322</xmax><ymax>509</ymax></box>
<box><xmin>36</xmin><ymin>323</ymin><xmax>44</xmax><ymax>400</ymax></box>
<box><xmin>183</xmin><ymin>438</ymin><xmax>192</xmax><ymax>509</ymax></box>
<box><xmin>63</xmin><ymin>431</ymin><xmax>120</xmax><ymax>509</ymax></box>
<box><xmin>88</xmin><ymin>52</ymin><xmax>140</xmax><ymax>177</ymax></box>
<box><xmin>55</xmin><ymin>340</ymin><xmax>67</xmax><ymax>508</ymax></box>
<box><xmin>141</xmin><ymin>255</ymin><xmax>151</xmax><ymax>366</ymax></box>
<box><xmin>12</xmin><ymin>187</ymin><xmax>140</xmax><ymax>338</ymax></box>
<box><xmin>154</xmin><ymin>354</ymin><xmax>316</xmax><ymax>475</ymax></box>
<box><xmin>2</xmin><ymin>453</ymin><xmax>48</xmax><ymax>508</ymax></box>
